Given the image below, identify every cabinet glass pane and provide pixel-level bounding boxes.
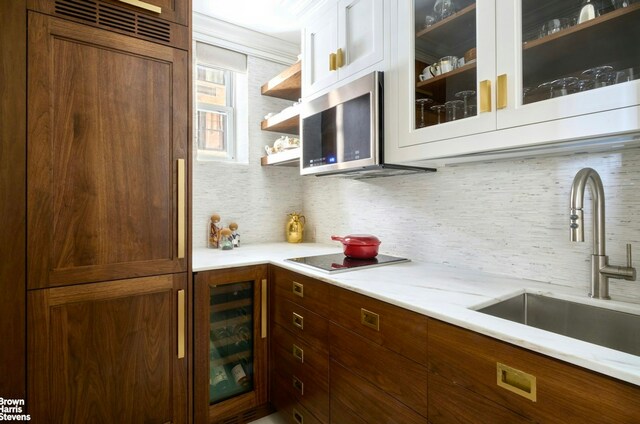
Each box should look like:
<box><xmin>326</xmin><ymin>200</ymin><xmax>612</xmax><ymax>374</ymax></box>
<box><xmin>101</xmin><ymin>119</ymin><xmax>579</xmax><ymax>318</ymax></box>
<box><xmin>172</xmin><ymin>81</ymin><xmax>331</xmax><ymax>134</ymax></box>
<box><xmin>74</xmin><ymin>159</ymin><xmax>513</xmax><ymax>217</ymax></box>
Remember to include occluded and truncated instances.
<box><xmin>521</xmin><ymin>0</ymin><xmax>640</xmax><ymax>105</ymax></box>
<box><xmin>209</xmin><ymin>281</ymin><xmax>254</xmax><ymax>404</ymax></box>
<box><xmin>414</xmin><ymin>0</ymin><xmax>478</xmax><ymax>129</ymax></box>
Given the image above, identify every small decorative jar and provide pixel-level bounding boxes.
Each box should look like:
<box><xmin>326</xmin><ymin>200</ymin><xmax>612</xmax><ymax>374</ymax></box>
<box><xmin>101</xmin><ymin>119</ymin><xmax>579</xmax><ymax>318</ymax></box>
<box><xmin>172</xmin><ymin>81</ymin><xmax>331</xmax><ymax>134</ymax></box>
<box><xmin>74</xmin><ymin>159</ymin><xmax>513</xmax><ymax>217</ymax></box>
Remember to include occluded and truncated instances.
<box><xmin>286</xmin><ymin>213</ymin><xmax>305</xmax><ymax>243</ymax></box>
<box><xmin>219</xmin><ymin>228</ymin><xmax>233</xmax><ymax>250</ymax></box>
<box><xmin>208</xmin><ymin>214</ymin><xmax>221</xmax><ymax>248</ymax></box>
<box><xmin>229</xmin><ymin>222</ymin><xmax>240</xmax><ymax>247</ymax></box>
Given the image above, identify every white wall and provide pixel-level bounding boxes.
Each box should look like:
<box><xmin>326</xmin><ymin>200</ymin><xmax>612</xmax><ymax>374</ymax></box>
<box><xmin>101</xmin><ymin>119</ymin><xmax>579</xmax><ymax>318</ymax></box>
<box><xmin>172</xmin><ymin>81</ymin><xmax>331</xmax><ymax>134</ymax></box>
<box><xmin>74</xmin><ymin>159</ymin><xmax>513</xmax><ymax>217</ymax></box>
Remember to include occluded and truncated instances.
<box><xmin>302</xmin><ymin>147</ymin><xmax>640</xmax><ymax>302</ymax></box>
<box><xmin>193</xmin><ymin>56</ymin><xmax>303</xmax><ymax>247</ymax></box>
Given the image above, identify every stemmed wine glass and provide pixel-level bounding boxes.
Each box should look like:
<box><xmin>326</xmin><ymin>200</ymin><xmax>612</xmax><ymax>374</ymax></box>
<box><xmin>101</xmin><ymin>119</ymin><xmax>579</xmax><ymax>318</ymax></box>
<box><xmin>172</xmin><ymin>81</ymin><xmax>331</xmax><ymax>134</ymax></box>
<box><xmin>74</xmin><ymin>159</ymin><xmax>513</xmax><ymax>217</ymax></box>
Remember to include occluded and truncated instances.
<box><xmin>582</xmin><ymin>65</ymin><xmax>614</xmax><ymax>88</ymax></box>
<box><xmin>430</xmin><ymin>104</ymin><xmax>446</xmax><ymax>124</ymax></box>
<box><xmin>416</xmin><ymin>98</ymin><xmax>433</xmax><ymax>128</ymax></box>
<box><xmin>455</xmin><ymin>90</ymin><xmax>476</xmax><ymax>118</ymax></box>
<box><xmin>551</xmin><ymin>77</ymin><xmax>578</xmax><ymax>97</ymax></box>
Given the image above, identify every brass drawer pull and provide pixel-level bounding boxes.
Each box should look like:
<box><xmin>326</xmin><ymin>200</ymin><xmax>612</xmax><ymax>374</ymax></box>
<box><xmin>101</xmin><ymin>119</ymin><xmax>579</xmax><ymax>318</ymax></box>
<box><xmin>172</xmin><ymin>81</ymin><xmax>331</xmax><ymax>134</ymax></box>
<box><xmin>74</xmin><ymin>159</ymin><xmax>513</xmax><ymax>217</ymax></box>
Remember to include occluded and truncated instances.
<box><xmin>177</xmin><ymin>159</ymin><xmax>185</xmax><ymax>259</ymax></box>
<box><xmin>479</xmin><ymin>79</ymin><xmax>492</xmax><ymax>113</ymax></box>
<box><xmin>497</xmin><ymin>74</ymin><xmax>508</xmax><ymax>110</ymax></box>
<box><xmin>293</xmin><ymin>408</ymin><xmax>304</xmax><ymax>424</ymax></box>
<box><xmin>292</xmin><ymin>375</ymin><xmax>304</xmax><ymax>395</ymax></box>
<box><xmin>118</xmin><ymin>0</ymin><xmax>161</xmax><ymax>13</ymax></box>
<box><xmin>497</xmin><ymin>362</ymin><xmax>537</xmax><ymax>402</ymax></box>
<box><xmin>360</xmin><ymin>308</ymin><xmax>380</xmax><ymax>331</ymax></box>
<box><xmin>292</xmin><ymin>281</ymin><xmax>304</xmax><ymax>298</ymax></box>
<box><xmin>177</xmin><ymin>289</ymin><xmax>185</xmax><ymax>359</ymax></box>
<box><xmin>292</xmin><ymin>312</ymin><xmax>304</xmax><ymax>330</ymax></box>
<box><xmin>261</xmin><ymin>279</ymin><xmax>267</xmax><ymax>339</ymax></box>
<box><xmin>292</xmin><ymin>344</ymin><xmax>304</xmax><ymax>363</ymax></box>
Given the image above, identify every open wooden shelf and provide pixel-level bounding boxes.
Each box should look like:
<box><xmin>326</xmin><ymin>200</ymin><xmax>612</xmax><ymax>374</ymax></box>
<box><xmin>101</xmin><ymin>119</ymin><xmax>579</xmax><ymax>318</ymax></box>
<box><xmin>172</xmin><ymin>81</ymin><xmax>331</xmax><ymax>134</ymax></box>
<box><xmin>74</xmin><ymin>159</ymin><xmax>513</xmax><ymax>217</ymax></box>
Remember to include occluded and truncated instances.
<box><xmin>260</xmin><ymin>61</ymin><xmax>302</xmax><ymax>101</ymax></box>
<box><xmin>260</xmin><ymin>147</ymin><xmax>300</xmax><ymax>167</ymax></box>
<box><xmin>260</xmin><ymin>105</ymin><xmax>300</xmax><ymax>134</ymax></box>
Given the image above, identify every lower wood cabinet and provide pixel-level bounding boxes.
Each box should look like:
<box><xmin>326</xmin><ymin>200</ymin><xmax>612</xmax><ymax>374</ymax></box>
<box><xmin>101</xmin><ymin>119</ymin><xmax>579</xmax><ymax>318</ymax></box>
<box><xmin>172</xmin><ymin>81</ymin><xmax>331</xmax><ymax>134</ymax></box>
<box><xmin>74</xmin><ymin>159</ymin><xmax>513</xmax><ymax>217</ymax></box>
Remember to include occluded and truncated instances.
<box><xmin>269</xmin><ymin>266</ymin><xmax>640</xmax><ymax>424</ymax></box>
<box><xmin>194</xmin><ymin>265</ymin><xmax>269</xmax><ymax>424</ymax></box>
<box><xmin>27</xmin><ymin>273</ymin><xmax>188</xmax><ymax>423</ymax></box>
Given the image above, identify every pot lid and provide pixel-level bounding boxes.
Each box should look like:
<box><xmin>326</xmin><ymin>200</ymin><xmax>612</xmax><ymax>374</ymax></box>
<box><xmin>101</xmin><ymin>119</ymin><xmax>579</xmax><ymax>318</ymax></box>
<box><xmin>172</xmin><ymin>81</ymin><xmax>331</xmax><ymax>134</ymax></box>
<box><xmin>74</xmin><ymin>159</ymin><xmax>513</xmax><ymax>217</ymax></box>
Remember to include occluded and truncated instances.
<box><xmin>331</xmin><ymin>234</ymin><xmax>381</xmax><ymax>246</ymax></box>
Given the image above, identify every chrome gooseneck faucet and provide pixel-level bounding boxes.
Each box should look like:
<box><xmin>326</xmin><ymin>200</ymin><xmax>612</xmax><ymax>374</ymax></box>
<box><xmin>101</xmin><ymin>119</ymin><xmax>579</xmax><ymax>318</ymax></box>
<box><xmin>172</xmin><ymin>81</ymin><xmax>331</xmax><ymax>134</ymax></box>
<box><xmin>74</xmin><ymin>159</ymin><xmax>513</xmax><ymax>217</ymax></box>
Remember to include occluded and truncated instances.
<box><xmin>570</xmin><ymin>168</ymin><xmax>636</xmax><ymax>299</ymax></box>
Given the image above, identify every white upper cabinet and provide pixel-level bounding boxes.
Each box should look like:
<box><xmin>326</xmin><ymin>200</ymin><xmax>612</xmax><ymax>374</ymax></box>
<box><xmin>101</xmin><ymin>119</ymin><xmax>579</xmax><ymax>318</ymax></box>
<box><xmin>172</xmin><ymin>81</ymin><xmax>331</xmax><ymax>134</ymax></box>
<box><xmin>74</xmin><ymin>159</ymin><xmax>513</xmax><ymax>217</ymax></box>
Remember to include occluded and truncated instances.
<box><xmin>302</xmin><ymin>0</ymin><xmax>387</xmax><ymax>98</ymax></box>
<box><xmin>387</xmin><ymin>0</ymin><xmax>640</xmax><ymax>165</ymax></box>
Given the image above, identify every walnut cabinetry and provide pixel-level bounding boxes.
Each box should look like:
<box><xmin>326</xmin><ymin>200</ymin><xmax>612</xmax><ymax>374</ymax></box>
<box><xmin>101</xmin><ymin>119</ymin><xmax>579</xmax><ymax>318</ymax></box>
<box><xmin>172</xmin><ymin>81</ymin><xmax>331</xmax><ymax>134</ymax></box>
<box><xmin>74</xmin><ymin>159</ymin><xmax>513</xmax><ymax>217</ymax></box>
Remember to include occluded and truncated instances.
<box><xmin>269</xmin><ymin>266</ymin><xmax>640</xmax><ymax>423</ymax></box>
<box><xmin>0</xmin><ymin>0</ymin><xmax>192</xmax><ymax>421</ymax></box>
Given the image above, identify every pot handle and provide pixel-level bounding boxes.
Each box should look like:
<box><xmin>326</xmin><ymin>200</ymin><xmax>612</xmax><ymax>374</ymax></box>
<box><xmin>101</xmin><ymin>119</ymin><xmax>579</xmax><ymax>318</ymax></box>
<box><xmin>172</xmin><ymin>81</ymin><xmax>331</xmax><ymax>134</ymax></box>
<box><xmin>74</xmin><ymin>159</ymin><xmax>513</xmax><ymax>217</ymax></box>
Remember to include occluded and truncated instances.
<box><xmin>331</xmin><ymin>235</ymin><xmax>345</xmax><ymax>243</ymax></box>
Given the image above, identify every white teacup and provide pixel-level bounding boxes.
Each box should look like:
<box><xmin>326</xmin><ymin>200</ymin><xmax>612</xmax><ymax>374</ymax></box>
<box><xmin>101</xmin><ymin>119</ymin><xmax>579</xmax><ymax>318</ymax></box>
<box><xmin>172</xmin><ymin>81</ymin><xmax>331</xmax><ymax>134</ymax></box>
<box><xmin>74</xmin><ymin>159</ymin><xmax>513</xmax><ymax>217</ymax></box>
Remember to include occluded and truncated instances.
<box><xmin>419</xmin><ymin>72</ymin><xmax>433</xmax><ymax>81</ymax></box>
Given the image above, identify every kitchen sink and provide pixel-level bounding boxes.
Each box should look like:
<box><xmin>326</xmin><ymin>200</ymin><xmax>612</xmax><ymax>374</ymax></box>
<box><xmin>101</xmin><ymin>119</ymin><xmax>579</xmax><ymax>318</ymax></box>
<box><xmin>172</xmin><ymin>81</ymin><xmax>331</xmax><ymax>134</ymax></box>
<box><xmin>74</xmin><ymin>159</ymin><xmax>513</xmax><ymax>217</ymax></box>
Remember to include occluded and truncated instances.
<box><xmin>477</xmin><ymin>293</ymin><xmax>640</xmax><ymax>356</ymax></box>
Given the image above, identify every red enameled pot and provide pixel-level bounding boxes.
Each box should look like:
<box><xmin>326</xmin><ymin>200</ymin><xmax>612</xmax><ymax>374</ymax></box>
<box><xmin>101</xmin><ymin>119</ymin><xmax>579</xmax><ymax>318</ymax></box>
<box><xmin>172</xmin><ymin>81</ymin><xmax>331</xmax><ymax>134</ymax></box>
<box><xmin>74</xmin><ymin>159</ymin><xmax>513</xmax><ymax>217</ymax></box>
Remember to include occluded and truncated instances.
<box><xmin>331</xmin><ymin>234</ymin><xmax>381</xmax><ymax>259</ymax></box>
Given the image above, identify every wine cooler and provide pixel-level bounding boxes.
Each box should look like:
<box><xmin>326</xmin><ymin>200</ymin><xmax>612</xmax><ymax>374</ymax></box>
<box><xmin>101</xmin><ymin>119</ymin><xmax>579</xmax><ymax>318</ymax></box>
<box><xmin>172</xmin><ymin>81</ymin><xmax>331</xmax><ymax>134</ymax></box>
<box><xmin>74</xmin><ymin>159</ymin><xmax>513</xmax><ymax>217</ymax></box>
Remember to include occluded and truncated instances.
<box><xmin>195</xmin><ymin>265</ymin><xmax>269</xmax><ymax>423</ymax></box>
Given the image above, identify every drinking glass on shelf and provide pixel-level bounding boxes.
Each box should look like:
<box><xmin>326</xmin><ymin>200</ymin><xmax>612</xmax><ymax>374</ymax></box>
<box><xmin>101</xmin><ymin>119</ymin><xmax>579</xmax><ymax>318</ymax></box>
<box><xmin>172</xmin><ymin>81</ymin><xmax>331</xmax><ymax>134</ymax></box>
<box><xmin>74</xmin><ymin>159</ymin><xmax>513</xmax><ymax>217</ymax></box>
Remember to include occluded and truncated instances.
<box><xmin>424</xmin><ymin>14</ymin><xmax>436</xmax><ymax>28</ymax></box>
<box><xmin>615</xmin><ymin>68</ymin><xmax>634</xmax><ymax>83</ymax></box>
<box><xmin>444</xmin><ymin>100</ymin><xmax>464</xmax><ymax>122</ymax></box>
<box><xmin>416</xmin><ymin>98</ymin><xmax>434</xmax><ymax>128</ymax></box>
<box><xmin>551</xmin><ymin>77</ymin><xmax>578</xmax><ymax>96</ymax></box>
<box><xmin>570</xmin><ymin>78</ymin><xmax>595</xmax><ymax>92</ymax></box>
<box><xmin>430</xmin><ymin>104</ymin><xmax>446</xmax><ymax>124</ymax></box>
<box><xmin>455</xmin><ymin>90</ymin><xmax>476</xmax><ymax>118</ymax></box>
<box><xmin>537</xmin><ymin>80</ymin><xmax>555</xmax><ymax>99</ymax></box>
<box><xmin>582</xmin><ymin>65</ymin><xmax>614</xmax><ymax>88</ymax></box>
<box><xmin>434</xmin><ymin>0</ymin><xmax>456</xmax><ymax>20</ymax></box>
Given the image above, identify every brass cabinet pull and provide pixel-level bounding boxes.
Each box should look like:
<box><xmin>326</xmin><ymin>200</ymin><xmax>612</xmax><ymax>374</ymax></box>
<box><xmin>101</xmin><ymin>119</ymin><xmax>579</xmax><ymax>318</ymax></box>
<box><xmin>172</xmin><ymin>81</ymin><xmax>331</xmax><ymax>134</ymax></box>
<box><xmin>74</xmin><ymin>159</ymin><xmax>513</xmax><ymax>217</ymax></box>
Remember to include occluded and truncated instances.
<box><xmin>261</xmin><ymin>279</ymin><xmax>267</xmax><ymax>339</ymax></box>
<box><xmin>497</xmin><ymin>74</ymin><xmax>508</xmax><ymax>110</ymax></box>
<box><xmin>360</xmin><ymin>308</ymin><xmax>380</xmax><ymax>331</ymax></box>
<box><xmin>292</xmin><ymin>375</ymin><xmax>304</xmax><ymax>395</ymax></box>
<box><xmin>292</xmin><ymin>312</ymin><xmax>304</xmax><ymax>330</ymax></box>
<box><xmin>118</xmin><ymin>0</ymin><xmax>161</xmax><ymax>13</ymax></box>
<box><xmin>479</xmin><ymin>80</ymin><xmax>492</xmax><ymax>113</ymax></box>
<box><xmin>336</xmin><ymin>48</ymin><xmax>344</xmax><ymax>68</ymax></box>
<box><xmin>292</xmin><ymin>344</ymin><xmax>304</xmax><ymax>363</ymax></box>
<box><xmin>292</xmin><ymin>281</ymin><xmax>304</xmax><ymax>298</ymax></box>
<box><xmin>496</xmin><ymin>363</ymin><xmax>537</xmax><ymax>401</ymax></box>
<box><xmin>177</xmin><ymin>289</ymin><xmax>185</xmax><ymax>359</ymax></box>
<box><xmin>177</xmin><ymin>159</ymin><xmax>185</xmax><ymax>259</ymax></box>
<box><xmin>329</xmin><ymin>52</ymin><xmax>337</xmax><ymax>71</ymax></box>
<box><xmin>293</xmin><ymin>408</ymin><xmax>304</xmax><ymax>424</ymax></box>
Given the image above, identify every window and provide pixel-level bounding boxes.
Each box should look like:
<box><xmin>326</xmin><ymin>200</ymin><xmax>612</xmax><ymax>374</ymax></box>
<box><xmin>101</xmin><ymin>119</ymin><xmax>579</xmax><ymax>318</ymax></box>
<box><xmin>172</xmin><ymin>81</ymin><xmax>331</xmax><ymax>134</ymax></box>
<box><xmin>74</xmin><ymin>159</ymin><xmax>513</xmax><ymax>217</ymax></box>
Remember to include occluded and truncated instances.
<box><xmin>195</xmin><ymin>42</ymin><xmax>248</xmax><ymax>162</ymax></box>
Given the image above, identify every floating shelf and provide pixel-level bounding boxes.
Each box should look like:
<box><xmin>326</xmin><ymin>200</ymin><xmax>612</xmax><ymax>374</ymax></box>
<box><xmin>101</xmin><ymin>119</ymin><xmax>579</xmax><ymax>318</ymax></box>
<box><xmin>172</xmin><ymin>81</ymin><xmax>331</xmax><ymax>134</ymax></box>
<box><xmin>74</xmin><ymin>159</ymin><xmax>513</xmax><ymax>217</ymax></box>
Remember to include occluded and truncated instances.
<box><xmin>416</xmin><ymin>61</ymin><xmax>476</xmax><ymax>92</ymax></box>
<box><xmin>260</xmin><ymin>61</ymin><xmax>302</xmax><ymax>101</ymax></box>
<box><xmin>260</xmin><ymin>105</ymin><xmax>300</xmax><ymax>134</ymax></box>
<box><xmin>260</xmin><ymin>148</ymin><xmax>300</xmax><ymax>167</ymax></box>
<box><xmin>415</xmin><ymin>4</ymin><xmax>476</xmax><ymax>59</ymax></box>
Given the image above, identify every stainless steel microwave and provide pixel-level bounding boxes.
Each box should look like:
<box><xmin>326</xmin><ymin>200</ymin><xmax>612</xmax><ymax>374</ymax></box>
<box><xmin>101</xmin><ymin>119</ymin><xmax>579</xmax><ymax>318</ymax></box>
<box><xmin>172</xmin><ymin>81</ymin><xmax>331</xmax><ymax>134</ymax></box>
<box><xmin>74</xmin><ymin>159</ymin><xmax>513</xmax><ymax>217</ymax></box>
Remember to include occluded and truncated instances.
<box><xmin>300</xmin><ymin>72</ymin><xmax>435</xmax><ymax>178</ymax></box>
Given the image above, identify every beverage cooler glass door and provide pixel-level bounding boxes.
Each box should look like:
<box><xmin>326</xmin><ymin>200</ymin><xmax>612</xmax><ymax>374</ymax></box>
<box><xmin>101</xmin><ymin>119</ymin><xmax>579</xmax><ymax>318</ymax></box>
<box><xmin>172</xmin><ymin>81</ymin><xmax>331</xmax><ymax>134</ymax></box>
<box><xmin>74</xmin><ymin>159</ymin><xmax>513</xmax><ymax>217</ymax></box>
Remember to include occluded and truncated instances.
<box><xmin>496</xmin><ymin>0</ymin><xmax>640</xmax><ymax>129</ymax></box>
<box><xmin>209</xmin><ymin>281</ymin><xmax>255</xmax><ymax>404</ymax></box>
<box><xmin>398</xmin><ymin>0</ymin><xmax>496</xmax><ymax>148</ymax></box>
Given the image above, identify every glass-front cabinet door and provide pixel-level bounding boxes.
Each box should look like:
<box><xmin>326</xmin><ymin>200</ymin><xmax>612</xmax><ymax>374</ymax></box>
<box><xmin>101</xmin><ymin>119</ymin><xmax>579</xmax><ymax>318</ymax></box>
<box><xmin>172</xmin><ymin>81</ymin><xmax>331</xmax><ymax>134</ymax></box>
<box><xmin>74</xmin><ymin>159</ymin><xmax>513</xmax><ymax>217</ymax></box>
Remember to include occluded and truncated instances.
<box><xmin>194</xmin><ymin>266</ymin><xmax>268</xmax><ymax>423</ymax></box>
<box><xmin>497</xmin><ymin>0</ymin><xmax>640</xmax><ymax>129</ymax></box>
<box><xmin>397</xmin><ymin>0</ymin><xmax>496</xmax><ymax>149</ymax></box>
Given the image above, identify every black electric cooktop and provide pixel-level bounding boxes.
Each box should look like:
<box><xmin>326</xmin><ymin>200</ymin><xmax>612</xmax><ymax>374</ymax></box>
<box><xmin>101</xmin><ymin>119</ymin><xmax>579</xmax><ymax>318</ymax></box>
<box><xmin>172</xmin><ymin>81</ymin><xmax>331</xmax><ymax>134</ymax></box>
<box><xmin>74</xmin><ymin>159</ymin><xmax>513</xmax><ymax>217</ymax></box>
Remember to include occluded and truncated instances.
<box><xmin>286</xmin><ymin>253</ymin><xmax>409</xmax><ymax>273</ymax></box>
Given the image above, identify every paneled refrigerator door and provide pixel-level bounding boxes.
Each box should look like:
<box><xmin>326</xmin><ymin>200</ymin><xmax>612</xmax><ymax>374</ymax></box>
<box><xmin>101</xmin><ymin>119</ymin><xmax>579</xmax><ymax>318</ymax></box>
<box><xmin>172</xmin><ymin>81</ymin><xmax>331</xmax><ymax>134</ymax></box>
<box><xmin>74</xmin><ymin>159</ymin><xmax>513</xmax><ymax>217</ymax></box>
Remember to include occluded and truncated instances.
<box><xmin>396</xmin><ymin>0</ymin><xmax>496</xmax><ymax>150</ymax></box>
<box><xmin>496</xmin><ymin>0</ymin><xmax>640</xmax><ymax>130</ymax></box>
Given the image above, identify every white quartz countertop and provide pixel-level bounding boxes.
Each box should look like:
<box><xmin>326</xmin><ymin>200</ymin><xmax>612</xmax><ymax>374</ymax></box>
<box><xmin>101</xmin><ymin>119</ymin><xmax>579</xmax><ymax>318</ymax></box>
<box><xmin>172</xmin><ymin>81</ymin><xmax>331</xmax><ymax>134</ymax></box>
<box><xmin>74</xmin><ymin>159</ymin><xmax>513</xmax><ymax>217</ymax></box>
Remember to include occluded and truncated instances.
<box><xmin>193</xmin><ymin>243</ymin><xmax>640</xmax><ymax>386</ymax></box>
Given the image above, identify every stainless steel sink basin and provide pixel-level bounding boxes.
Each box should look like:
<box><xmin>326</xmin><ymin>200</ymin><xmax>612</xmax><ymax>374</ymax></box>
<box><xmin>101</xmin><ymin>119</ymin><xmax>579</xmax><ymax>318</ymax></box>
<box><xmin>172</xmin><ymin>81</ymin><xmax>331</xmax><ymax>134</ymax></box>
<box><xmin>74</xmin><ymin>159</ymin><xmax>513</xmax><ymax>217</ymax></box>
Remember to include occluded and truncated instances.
<box><xmin>477</xmin><ymin>294</ymin><xmax>640</xmax><ymax>356</ymax></box>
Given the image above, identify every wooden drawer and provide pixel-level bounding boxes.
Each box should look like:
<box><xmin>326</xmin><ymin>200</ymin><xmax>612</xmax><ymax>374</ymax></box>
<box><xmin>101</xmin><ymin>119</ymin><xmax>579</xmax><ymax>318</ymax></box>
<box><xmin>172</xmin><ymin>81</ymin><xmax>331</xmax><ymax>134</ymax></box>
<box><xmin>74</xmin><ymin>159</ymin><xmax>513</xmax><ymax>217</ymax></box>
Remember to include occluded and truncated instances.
<box><xmin>273</xmin><ymin>299</ymin><xmax>328</xmax><ymax>353</ymax></box>
<box><xmin>330</xmin><ymin>323</ymin><xmax>429</xmax><ymax>418</ymax></box>
<box><xmin>272</xmin><ymin>377</ymin><xmax>324</xmax><ymax>424</ymax></box>
<box><xmin>330</xmin><ymin>360</ymin><xmax>427</xmax><ymax>424</ymax></box>
<box><xmin>428</xmin><ymin>319</ymin><xmax>640</xmax><ymax>424</ymax></box>
<box><xmin>272</xmin><ymin>267</ymin><xmax>330</xmax><ymax>317</ymax></box>
<box><xmin>273</xmin><ymin>349</ymin><xmax>330</xmax><ymax>424</ymax></box>
<box><xmin>272</xmin><ymin>323</ymin><xmax>329</xmax><ymax>390</ymax></box>
<box><xmin>329</xmin><ymin>285</ymin><xmax>428</xmax><ymax>365</ymax></box>
<box><xmin>330</xmin><ymin>397</ymin><xmax>367</xmax><ymax>424</ymax></box>
<box><xmin>428</xmin><ymin>373</ymin><xmax>533</xmax><ymax>424</ymax></box>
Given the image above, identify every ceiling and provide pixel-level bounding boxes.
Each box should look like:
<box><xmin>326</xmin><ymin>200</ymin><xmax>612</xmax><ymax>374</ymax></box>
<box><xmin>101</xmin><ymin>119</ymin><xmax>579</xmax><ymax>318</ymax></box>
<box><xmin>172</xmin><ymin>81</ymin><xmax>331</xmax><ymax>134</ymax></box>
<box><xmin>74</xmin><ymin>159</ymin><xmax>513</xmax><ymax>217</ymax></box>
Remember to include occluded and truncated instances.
<box><xmin>192</xmin><ymin>0</ymin><xmax>319</xmax><ymax>46</ymax></box>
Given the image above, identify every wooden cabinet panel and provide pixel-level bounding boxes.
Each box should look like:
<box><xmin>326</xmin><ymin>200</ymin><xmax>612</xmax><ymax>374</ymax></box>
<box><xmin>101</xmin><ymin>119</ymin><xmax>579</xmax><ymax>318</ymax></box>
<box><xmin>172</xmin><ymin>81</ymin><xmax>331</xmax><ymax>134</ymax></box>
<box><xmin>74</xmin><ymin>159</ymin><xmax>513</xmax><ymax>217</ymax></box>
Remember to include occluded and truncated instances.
<box><xmin>330</xmin><ymin>323</ymin><xmax>429</xmax><ymax>418</ymax></box>
<box><xmin>272</xmin><ymin>267</ymin><xmax>331</xmax><ymax>317</ymax></box>
<box><xmin>273</xmin><ymin>348</ymin><xmax>330</xmax><ymax>424</ymax></box>
<box><xmin>272</xmin><ymin>371</ymin><xmax>325</xmax><ymax>424</ymax></box>
<box><xmin>428</xmin><ymin>373</ymin><xmax>533</xmax><ymax>424</ymax></box>
<box><xmin>330</xmin><ymin>360</ymin><xmax>427</xmax><ymax>424</ymax></box>
<box><xmin>428</xmin><ymin>319</ymin><xmax>640</xmax><ymax>424</ymax></box>
<box><xmin>272</xmin><ymin>323</ymin><xmax>329</xmax><ymax>388</ymax></box>
<box><xmin>27</xmin><ymin>273</ymin><xmax>188</xmax><ymax>423</ymax></box>
<box><xmin>273</xmin><ymin>299</ymin><xmax>329</xmax><ymax>353</ymax></box>
<box><xmin>330</xmin><ymin>285</ymin><xmax>428</xmax><ymax>365</ymax></box>
<box><xmin>194</xmin><ymin>266</ymin><xmax>269</xmax><ymax>424</ymax></box>
<box><xmin>330</xmin><ymin>397</ymin><xmax>368</xmax><ymax>424</ymax></box>
<box><xmin>27</xmin><ymin>12</ymin><xmax>188</xmax><ymax>289</ymax></box>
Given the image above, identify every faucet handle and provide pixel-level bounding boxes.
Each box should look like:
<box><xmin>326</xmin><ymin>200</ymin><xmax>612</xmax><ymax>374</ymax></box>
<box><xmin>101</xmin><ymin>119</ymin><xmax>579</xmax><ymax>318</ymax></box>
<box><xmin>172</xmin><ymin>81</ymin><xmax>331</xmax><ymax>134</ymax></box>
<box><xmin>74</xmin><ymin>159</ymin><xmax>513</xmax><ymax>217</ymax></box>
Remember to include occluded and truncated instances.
<box><xmin>627</xmin><ymin>243</ymin><xmax>633</xmax><ymax>268</ymax></box>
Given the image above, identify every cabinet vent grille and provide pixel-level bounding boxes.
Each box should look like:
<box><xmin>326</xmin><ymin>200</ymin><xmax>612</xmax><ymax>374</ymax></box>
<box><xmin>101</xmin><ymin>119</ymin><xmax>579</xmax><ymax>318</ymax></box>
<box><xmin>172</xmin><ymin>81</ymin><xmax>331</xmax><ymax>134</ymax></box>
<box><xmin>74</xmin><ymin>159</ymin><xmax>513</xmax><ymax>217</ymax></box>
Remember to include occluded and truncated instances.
<box><xmin>213</xmin><ymin>405</ymin><xmax>272</xmax><ymax>424</ymax></box>
<box><xmin>54</xmin><ymin>0</ymin><xmax>171</xmax><ymax>43</ymax></box>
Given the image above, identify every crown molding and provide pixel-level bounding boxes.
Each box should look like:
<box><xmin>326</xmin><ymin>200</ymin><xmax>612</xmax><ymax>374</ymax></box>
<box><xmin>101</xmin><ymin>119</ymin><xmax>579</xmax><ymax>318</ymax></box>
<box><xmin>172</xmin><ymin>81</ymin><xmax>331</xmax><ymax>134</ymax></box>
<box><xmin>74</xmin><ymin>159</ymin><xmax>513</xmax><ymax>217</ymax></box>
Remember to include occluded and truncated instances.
<box><xmin>193</xmin><ymin>12</ymin><xmax>300</xmax><ymax>65</ymax></box>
